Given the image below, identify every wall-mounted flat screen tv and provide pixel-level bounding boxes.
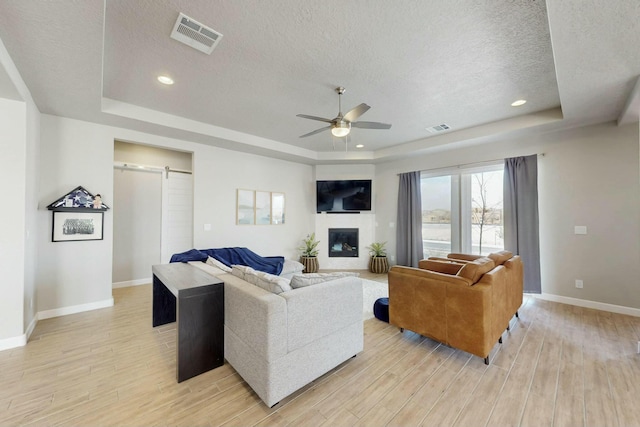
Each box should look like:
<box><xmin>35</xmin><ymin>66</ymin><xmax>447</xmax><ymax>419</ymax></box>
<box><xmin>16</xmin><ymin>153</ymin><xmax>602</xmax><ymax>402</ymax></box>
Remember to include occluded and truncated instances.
<box><xmin>316</xmin><ymin>180</ymin><xmax>372</xmax><ymax>213</ymax></box>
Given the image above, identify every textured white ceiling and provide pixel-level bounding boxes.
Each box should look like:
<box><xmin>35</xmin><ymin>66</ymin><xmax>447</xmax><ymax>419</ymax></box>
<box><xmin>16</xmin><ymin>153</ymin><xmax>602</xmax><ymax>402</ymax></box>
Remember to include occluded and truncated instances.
<box><xmin>0</xmin><ymin>0</ymin><xmax>638</xmax><ymax>163</ymax></box>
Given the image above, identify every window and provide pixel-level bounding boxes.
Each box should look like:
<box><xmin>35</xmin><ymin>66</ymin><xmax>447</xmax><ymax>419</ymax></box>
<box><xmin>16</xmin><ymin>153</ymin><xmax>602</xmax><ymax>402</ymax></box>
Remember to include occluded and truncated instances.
<box><xmin>421</xmin><ymin>166</ymin><xmax>504</xmax><ymax>257</ymax></box>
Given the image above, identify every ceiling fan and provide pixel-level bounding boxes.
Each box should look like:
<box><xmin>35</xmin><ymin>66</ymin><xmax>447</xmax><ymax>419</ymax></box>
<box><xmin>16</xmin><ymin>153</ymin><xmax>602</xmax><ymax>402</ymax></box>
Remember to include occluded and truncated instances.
<box><xmin>297</xmin><ymin>87</ymin><xmax>392</xmax><ymax>139</ymax></box>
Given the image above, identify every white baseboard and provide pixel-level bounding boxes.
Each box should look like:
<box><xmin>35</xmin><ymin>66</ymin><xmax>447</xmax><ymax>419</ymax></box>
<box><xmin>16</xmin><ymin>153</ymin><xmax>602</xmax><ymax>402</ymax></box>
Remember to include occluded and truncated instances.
<box><xmin>536</xmin><ymin>293</ymin><xmax>640</xmax><ymax>317</ymax></box>
<box><xmin>0</xmin><ymin>316</ymin><xmax>39</xmax><ymax>351</ymax></box>
<box><xmin>25</xmin><ymin>315</ymin><xmax>38</xmax><ymax>341</ymax></box>
<box><xmin>38</xmin><ymin>297</ymin><xmax>114</xmax><ymax>320</ymax></box>
<box><xmin>0</xmin><ymin>334</ymin><xmax>26</xmax><ymax>352</ymax></box>
<box><xmin>112</xmin><ymin>278</ymin><xmax>151</xmax><ymax>289</ymax></box>
<box><xmin>0</xmin><ymin>298</ymin><xmax>115</xmax><ymax>351</ymax></box>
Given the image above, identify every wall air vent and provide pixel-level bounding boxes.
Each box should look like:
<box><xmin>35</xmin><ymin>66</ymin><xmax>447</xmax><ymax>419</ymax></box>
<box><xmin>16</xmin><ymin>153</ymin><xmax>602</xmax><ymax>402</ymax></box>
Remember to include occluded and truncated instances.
<box><xmin>426</xmin><ymin>123</ymin><xmax>451</xmax><ymax>133</ymax></box>
<box><xmin>170</xmin><ymin>13</ymin><xmax>223</xmax><ymax>55</ymax></box>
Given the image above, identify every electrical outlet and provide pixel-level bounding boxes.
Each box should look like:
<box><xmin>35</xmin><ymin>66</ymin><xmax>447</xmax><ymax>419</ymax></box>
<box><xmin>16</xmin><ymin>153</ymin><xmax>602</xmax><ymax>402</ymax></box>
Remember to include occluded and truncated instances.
<box><xmin>575</xmin><ymin>279</ymin><xmax>583</xmax><ymax>289</ymax></box>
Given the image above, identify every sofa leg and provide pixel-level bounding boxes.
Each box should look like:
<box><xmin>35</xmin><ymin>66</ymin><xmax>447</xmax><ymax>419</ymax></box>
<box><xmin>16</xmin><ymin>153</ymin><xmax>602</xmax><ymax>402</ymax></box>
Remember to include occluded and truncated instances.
<box><xmin>352</xmin><ymin>354</ymin><xmax>357</xmax><ymax>358</ymax></box>
<box><xmin>270</xmin><ymin>402</ymin><xmax>279</xmax><ymax>408</ymax></box>
<box><xmin>506</xmin><ymin>324</ymin><xmax>510</xmax><ymax>331</ymax></box>
<box><xmin>400</xmin><ymin>328</ymin><xmax>404</xmax><ymax>333</ymax></box>
<box><xmin>499</xmin><ymin>336</ymin><xmax>502</xmax><ymax>344</ymax></box>
<box><xmin>484</xmin><ymin>356</ymin><xmax>490</xmax><ymax>365</ymax></box>
<box><xmin>515</xmin><ymin>311</ymin><xmax>519</xmax><ymax>318</ymax></box>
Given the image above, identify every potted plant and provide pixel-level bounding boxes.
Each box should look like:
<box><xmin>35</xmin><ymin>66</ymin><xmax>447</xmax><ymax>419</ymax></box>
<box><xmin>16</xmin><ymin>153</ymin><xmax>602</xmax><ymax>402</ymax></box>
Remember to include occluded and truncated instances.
<box><xmin>298</xmin><ymin>233</ymin><xmax>320</xmax><ymax>273</ymax></box>
<box><xmin>367</xmin><ymin>241</ymin><xmax>389</xmax><ymax>274</ymax></box>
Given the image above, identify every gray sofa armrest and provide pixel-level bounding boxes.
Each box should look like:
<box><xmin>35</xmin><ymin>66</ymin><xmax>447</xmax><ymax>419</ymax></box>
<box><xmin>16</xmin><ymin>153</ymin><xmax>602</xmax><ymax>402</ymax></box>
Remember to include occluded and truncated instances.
<box><xmin>221</xmin><ymin>273</ymin><xmax>288</xmax><ymax>360</ymax></box>
<box><xmin>281</xmin><ymin>276</ymin><xmax>363</xmax><ymax>352</ymax></box>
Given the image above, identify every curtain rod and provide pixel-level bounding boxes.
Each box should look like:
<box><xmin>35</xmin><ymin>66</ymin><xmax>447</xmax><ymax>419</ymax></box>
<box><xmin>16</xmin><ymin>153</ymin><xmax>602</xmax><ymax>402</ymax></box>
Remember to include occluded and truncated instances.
<box><xmin>399</xmin><ymin>153</ymin><xmax>545</xmax><ymax>175</ymax></box>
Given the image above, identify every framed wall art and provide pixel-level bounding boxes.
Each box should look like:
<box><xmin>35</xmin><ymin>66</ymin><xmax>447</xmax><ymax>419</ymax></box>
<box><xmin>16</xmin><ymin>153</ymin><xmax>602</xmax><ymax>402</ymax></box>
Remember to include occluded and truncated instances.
<box><xmin>47</xmin><ymin>185</ymin><xmax>109</xmax><ymax>242</ymax></box>
<box><xmin>271</xmin><ymin>192</ymin><xmax>285</xmax><ymax>225</ymax></box>
<box><xmin>237</xmin><ymin>189</ymin><xmax>255</xmax><ymax>225</ymax></box>
<box><xmin>255</xmin><ymin>191</ymin><xmax>271</xmax><ymax>225</ymax></box>
<box><xmin>52</xmin><ymin>211</ymin><xmax>104</xmax><ymax>242</ymax></box>
<box><xmin>236</xmin><ymin>189</ymin><xmax>285</xmax><ymax>225</ymax></box>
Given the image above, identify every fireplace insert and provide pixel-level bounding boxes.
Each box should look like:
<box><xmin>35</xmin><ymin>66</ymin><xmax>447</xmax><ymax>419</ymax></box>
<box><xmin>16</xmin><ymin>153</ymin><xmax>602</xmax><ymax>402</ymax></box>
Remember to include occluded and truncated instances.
<box><xmin>328</xmin><ymin>228</ymin><xmax>359</xmax><ymax>258</ymax></box>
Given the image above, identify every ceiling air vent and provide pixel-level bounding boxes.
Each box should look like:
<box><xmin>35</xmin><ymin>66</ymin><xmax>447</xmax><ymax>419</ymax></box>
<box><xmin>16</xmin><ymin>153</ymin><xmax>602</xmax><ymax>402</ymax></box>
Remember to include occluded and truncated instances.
<box><xmin>426</xmin><ymin>123</ymin><xmax>451</xmax><ymax>133</ymax></box>
<box><xmin>170</xmin><ymin>13</ymin><xmax>223</xmax><ymax>55</ymax></box>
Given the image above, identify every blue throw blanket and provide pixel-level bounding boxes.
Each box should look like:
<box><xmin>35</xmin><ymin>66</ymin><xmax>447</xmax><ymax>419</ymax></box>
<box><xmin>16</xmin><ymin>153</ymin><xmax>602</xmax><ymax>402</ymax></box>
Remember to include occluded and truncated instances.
<box><xmin>170</xmin><ymin>247</ymin><xmax>284</xmax><ymax>275</ymax></box>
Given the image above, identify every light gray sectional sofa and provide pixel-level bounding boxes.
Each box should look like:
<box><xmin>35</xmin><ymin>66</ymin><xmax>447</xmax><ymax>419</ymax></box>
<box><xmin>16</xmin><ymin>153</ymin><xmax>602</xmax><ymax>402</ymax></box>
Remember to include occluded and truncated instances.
<box><xmin>189</xmin><ymin>261</ymin><xmax>364</xmax><ymax>407</ymax></box>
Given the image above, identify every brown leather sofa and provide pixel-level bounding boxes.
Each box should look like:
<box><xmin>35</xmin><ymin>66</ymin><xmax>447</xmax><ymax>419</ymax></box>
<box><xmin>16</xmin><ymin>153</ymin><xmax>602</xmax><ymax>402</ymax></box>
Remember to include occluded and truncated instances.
<box><xmin>388</xmin><ymin>251</ymin><xmax>523</xmax><ymax>364</ymax></box>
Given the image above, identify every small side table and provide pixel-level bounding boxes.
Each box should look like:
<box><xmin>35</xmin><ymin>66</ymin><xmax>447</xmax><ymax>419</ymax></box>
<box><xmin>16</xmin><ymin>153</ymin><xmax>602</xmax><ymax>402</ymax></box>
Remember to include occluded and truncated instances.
<box><xmin>152</xmin><ymin>263</ymin><xmax>224</xmax><ymax>382</ymax></box>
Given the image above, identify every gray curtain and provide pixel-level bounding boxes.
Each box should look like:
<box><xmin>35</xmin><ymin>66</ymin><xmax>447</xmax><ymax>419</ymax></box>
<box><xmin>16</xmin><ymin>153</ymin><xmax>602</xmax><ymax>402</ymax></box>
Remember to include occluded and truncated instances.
<box><xmin>504</xmin><ymin>155</ymin><xmax>541</xmax><ymax>293</ymax></box>
<box><xmin>396</xmin><ymin>171</ymin><xmax>423</xmax><ymax>267</ymax></box>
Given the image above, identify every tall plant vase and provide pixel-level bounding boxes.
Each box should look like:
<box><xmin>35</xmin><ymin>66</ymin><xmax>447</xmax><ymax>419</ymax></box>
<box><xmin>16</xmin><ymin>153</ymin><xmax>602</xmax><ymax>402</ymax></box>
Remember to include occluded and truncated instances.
<box><xmin>369</xmin><ymin>256</ymin><xmax>389</xmax><ymax>274</ymax></box>
<box><xmin>300</xmin><ymin>256</ymin><xmax>319</xmax><ymax>273</ymax></box>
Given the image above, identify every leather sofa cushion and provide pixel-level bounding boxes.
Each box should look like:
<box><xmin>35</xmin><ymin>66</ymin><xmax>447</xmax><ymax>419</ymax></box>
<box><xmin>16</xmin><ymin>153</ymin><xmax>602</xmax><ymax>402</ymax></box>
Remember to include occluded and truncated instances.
<box><xmin>488</xmin><ymin>251</ymin><xmax>513</xmax><ymax>265</ymax></box>
<box><xmin>456</xmin><ymin>257</ymin><xmax>495</xmax><ymax>284</ymax></box>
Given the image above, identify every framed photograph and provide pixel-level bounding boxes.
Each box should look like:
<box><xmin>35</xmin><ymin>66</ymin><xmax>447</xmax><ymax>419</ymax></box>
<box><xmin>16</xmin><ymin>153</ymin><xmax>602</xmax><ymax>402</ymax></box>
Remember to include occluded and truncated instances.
<box><xmin>255</xmin><ymin>191</ymin><xmax>271</xmax><ymax>225</ymax></box>
<box><xmin>271</xmin><ymin>192</ymin><xmax>285</xmax><ymax>225</ymax></box>
<box><xmin>52</xmin><ymin>211</ymin><xmax>104</xmax><ymax>242</ymax></box>
<box><xmin>237</xmin><ymin>189</ymin><xmax>255</xmax><ymax>225</ymax></box>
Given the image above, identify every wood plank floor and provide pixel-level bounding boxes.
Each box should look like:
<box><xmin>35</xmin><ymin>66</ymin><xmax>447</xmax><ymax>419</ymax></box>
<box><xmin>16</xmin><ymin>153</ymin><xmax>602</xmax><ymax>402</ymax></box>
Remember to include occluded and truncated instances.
<box><xmin>1</xmin><ymin>277</ymin><xmax>639</xmax><ymax>426</ymax></box>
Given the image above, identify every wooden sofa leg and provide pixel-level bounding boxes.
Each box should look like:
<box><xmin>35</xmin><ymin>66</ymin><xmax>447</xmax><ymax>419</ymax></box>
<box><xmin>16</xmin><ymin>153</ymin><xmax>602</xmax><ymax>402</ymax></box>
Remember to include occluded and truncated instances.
<box><xmin>515</xmin><ymin>311</ymin><xmax>519</xmax><ymax>318</ymax></box>
<box><xmin>484</xmin><ymin>356</ymin><xmax>490</xmax><ymax>365</ymax></box>
<box><xmin>400</xmin><ymin>328</ymin><xmax>404</xmax><ymax>333</ymax></box>
<box><xmin>499</xmin><ymin>336</ymin><xmax>502</xmax><ymax>344</ymax></box>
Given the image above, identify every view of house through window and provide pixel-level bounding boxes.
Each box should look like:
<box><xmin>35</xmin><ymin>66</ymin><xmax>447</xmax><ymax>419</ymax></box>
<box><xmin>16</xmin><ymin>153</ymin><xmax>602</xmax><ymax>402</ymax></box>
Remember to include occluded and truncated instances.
<box><xmin>421</xmin><ymin>166</ymin><xmax>504</xmax><ymax>258</ymax></box>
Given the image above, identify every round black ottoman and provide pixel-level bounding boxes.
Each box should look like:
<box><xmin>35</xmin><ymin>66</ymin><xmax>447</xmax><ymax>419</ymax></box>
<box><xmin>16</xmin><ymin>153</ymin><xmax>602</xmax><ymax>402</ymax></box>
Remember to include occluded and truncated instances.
<box><xmin>373</xmin><ymin>297</ymin><xmax>389</xmax><ymax>323</ymax></box>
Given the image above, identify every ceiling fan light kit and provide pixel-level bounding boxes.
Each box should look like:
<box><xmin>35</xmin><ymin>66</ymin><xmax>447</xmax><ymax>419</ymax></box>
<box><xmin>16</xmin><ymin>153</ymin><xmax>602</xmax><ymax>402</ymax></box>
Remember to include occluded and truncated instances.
<box><xmin>331</xmin><ymin>121</ymin><xmax>351</xmax><ymax>137</ymax></box>
<box><xmin>297</xmin><ymin>86</ymin><xmax>391</xmax><ymax>142</ymax></box>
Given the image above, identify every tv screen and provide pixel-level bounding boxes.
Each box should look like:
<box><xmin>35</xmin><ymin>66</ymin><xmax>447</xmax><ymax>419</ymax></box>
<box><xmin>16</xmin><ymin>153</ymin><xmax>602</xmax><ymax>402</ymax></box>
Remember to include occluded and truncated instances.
<box><xmin>316</xmin><ymin>180</ymin><xmax>372</xmax><ymax>213</ymax></box>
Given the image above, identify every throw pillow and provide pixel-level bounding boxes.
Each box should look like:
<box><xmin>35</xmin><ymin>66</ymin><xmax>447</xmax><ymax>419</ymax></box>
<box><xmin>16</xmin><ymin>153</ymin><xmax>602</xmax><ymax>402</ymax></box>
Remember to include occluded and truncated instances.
<box><xmin>290</xmin><ymin>272</ymin><xmax>359</xmax><ymax>289</ymax></box>
<box><xmin>231</xmin><ymin>265</ymin><xmax>255</xmax><ymax>280</ymax></box>
<box><xmin>488</xmin><ymin>251</ymin><xmax>513</xmax><ymax>265</ymax></box>
<box><xmin>206</xmin><ymin>256</ymin><xmax>232</xmax><ymax>272</ymax></box>
<box><xmin>244</xmin><ymin>270</ymin><xmax>292</xmax><ymax>294</ymax></box>
<box><xmin>456</xmin><ymin>258</ymin><xmax>495</xmax><ymax>284</ymax></box>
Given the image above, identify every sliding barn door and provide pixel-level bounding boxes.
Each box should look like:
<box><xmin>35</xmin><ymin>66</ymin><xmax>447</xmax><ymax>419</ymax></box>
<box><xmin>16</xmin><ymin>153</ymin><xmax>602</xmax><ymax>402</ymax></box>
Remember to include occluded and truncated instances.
<box><xmin>160</xmin><ymin>171</ymin><xmax>193</xmax><ymax>263</ymax></box>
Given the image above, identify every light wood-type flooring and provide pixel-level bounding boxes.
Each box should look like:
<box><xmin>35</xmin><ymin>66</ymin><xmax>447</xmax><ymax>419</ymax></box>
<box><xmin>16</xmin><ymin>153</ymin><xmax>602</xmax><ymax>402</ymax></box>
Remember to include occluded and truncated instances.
<box><xmin>1</xmin><ymin>272</ymin><xmax>640</xmax><ymax>426</ymax></box>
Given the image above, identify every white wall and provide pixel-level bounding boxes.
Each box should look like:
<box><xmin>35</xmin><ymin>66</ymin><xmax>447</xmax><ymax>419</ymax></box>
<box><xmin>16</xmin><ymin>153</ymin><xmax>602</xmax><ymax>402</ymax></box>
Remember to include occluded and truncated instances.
<box><xmin>375</xmin><ymin>122</ymin><xmax>640</xmax><ymax>310</ymax></box>
<box><xmin>38</xmin><ymin>116</ymin><xmax>115</xmax><ymax>313</ymax></box>
<box><xmin>193</xmin><ymin>147</ymin><xmax>315</xmax><ymax>258</ymax></box>
<box><xmin>0</xmin><ymin>36</ymin><xmax>40</xmax><ymax>346</ymax></box>
<box><xmin>23</xmin><ymin>96</ymin><xmax>40</xmax><ymax>333</ymax></box>
<box><xmin>36</xmin><ymin>114</ymin><xmax>315</xmax><ymax>314</ymax></box>
<box><xmin>114</xmin><ymin>140</ymin><xmax>193</xmax><ymax>171</ymax></box>
<box><xmin>112</xmin><ymin>141</ymin><xmax>193</xmax><ymax>285</ymax></box>
<box><xmin>0</xmin><ymin>99</ymin><xmax>27</xmax><ymax>341</ymax></box>
<box><xmin>112</xmin><ymin>168</ymin><xmax>162</xmax><ymax>283</ymax></box>
<box><xmin>315</xmin><ymin>164</ymin><xmax>376</xmax><ymax>269</ymax></box>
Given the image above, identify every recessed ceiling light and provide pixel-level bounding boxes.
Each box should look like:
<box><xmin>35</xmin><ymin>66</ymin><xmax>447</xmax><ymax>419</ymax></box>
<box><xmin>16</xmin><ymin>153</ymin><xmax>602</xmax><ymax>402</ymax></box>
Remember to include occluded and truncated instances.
<box><xmin>157</xmin><ymin>75</ymin><xmax>174</xmax><ymax>85</ymax></box>
<box><xmin>356</xmin><ymin>144</ymin><xmax>364</xmax><ymax>148</ymax></box>
<box><xmin>511</xmin><ymin>99</ymin><xmax>527</xmax><ymax>107</ymax></box>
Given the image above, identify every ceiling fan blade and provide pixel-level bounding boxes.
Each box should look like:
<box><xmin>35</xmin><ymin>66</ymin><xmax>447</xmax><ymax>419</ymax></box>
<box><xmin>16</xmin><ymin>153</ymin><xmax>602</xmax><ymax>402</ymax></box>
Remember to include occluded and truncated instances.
<box><xmin>352</xmin><ymin>121</ymin><xmax>392</xmax><ymax>129</ymax></box>
<box><xmin>296</xmin><ymin>114</ymin><xmax>334</xmax><ymax>124</ymax></box>
<box><xmin>299</xmin><ymin>125</ymin><xmax>332</xmax><ymax>138</ymax></box>
<box><xmin>343</xmin><ymin>103</ymin><xmax>370</xmax><ymax>122</ymax></box>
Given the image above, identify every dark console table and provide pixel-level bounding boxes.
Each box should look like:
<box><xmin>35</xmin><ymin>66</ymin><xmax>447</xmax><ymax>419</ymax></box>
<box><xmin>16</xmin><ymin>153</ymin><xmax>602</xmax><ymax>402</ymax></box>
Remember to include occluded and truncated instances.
<box><xmin>152</xmin><ymin>263</ymin><xmax>224</xmax><ymax>382</ymax></box>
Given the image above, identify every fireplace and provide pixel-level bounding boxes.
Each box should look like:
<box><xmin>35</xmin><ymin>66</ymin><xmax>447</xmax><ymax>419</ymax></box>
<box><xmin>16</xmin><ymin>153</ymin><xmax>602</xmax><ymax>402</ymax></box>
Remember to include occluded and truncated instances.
<box><xmin>328</xmin><ymin>228</ymin><xmax>359</xmax><ymax>258</ymax></box>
